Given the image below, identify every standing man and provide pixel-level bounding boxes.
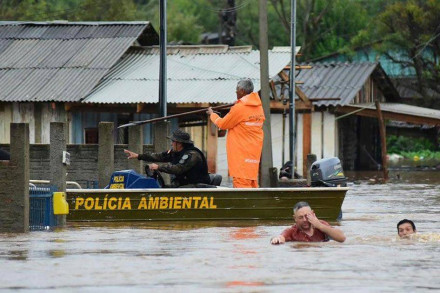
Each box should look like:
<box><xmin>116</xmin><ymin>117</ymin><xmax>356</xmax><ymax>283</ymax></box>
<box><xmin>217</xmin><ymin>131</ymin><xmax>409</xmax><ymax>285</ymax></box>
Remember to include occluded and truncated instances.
<box><xmin>271</xmin><ymin>201</ymin><xmax>346</xmax><ymax>244</ymax></box>
<box><xmin>207</xmin><ymin>79</ymin><xmax>265</xmax><ymax>188</ymax></box>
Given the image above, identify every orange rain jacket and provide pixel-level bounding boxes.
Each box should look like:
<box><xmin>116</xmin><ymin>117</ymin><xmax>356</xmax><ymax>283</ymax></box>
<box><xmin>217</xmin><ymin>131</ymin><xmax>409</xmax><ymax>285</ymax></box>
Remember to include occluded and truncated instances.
<box><xmin>210</xmin><ymin>92</ymin><xmax>265</xmax><ymax>180</ymax></box>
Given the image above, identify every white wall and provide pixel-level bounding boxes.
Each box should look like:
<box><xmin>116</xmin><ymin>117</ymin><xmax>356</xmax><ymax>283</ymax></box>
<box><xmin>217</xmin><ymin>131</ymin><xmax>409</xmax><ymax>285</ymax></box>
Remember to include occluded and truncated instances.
<box><xmin>311</xmin><ymin>112</ymin><xmax>323</xmax><ymax>159</ymax></box>
<box><xmin>211</xmin><ymin>110</ymin><xmax>338</xmax><ymax>180</ymax></box>
<box><xmin>0</xmin><ymin>104</ymin><xmax>13</xmax><ymax>143</ymax></box>
<box><xmin>0</xmin><ymin>103</ymin><xmax>68</xmax><ymax>144</ymax></box>
<box><xmin>41</xmin><ymin>103</ymin><xmax>66</xmax><ymax>144</ymax></box>
<box><xmin>12</xmin><ymin>103</ymin><xmax>35</xmax><ymax>143</ymax></box>
<box><xmin>216</xmin><ymin>134</ymin><xmax>230</xmax><ymax>183</ymax></box>
<box><xmin>323</xmin><ymin>111</ymin><xmax>336</xmax><ymax>158</ymax></box>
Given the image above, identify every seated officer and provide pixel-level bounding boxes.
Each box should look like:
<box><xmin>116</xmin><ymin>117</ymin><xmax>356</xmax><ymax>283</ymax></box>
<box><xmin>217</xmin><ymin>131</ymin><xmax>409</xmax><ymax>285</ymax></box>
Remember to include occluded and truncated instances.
<box><xmin>124</xmin><ymin>129</ymin><xmax>210</xmax><ymax>188</ymax></box>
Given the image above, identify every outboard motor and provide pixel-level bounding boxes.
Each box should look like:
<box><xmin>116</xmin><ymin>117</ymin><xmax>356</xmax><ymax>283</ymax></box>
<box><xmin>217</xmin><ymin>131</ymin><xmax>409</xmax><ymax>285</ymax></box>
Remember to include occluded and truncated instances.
<box><xmin>310</xmin><ymin>157</ymin><xmax>347</xmax><ymax>187</ymax></box>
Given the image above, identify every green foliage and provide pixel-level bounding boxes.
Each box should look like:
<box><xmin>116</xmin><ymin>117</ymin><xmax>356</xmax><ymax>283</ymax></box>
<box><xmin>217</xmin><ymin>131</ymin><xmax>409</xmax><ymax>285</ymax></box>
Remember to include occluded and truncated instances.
<box><xmin>387</xmin><ymin>135</ymin><xmax>436</xmax><ymax>154</ymax></box>
<box><xmin>1</xmin><ymin>0</ymin><xmax>439</xmax><ymax>72</ymax></box>
<box><xmin>351</xmin><ymin>0</ymin><xmax>440</xmax><ymax>99</ymax></box>
<box><xmin>400</xmin><ymin>150</ymin><xmax>440</xmax><ymax>160</ymax></box>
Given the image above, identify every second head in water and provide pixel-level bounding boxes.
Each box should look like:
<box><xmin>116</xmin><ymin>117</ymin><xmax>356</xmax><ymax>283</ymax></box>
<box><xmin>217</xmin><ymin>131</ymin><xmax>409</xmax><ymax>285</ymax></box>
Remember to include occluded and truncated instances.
<box><xmin>397</xmin><ymin>219</ymin><xmax>416</xmax><ymax>238</ymax></box>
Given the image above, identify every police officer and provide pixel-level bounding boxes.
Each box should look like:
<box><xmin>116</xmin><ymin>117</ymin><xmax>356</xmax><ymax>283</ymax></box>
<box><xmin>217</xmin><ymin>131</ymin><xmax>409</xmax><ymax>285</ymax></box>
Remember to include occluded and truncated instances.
<box><xmin>124</xmin><ymin>129</ymin><xmax>210</xmax><ymax>188</ymax></box>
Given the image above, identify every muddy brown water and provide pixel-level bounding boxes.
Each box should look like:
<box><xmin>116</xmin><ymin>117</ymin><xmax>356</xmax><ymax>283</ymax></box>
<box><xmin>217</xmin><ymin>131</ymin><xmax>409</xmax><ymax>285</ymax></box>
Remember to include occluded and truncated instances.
<box><xmin>1</xmin><ymin>171</ymin><xmax>439</xmax><ymax>292</ymax></box>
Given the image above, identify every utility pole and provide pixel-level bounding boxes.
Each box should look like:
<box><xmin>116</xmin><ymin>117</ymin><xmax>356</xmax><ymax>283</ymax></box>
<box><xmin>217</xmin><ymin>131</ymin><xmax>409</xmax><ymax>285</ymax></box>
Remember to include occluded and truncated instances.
<box><xmin>259</xmin><ymin>0</ymin><xmax>273</xmax><ymax>187</ymax></box>
<box><xmin>159</xmin><ymin>0</ymin><xmax>167</xmax><ymax>117</ymax></box>
<box><xmin>218</xmin><ymin>0</ymin><xmax>236</xmax><ymax>45</ymax></box>
<box><xmin>288</xmin><ymin>0</ymin><xmax>297</xmax><ymax>177</ymax></box>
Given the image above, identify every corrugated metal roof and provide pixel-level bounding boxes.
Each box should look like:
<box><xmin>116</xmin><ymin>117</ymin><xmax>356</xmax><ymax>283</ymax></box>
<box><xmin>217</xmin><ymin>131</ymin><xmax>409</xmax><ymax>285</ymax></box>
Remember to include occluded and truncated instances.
<box><xmin>16</xmin><ymin>26</ymin><xmax>49</xmax><ymax>39</ymax></box>
<box><xmin>0</xmin><ymin>25</ymin><xmax>24</xmax><ymax>38</ymax></box>
<box><xmin>0</xmin><ymin>21</ymin><xmax>158</xmax><ymax>102</ymax></box>
<box><xmin>40</xmin><ymin>25</ymin><xmax>83</xmax><ymax>39</ymax></box>
<box><xmin>0</xmin><ymin>39</ymin><xmax>39</xmax><ymax>68</ymax></box>
<box><xmin>296</xmin><ymin>62</ymin><xmax>379</xmax><ymax>107</ymax></box>
<box><xmin>83</xmin><ymin>46</ymin><xmax>300</xmax><ymax>104</ymax></box>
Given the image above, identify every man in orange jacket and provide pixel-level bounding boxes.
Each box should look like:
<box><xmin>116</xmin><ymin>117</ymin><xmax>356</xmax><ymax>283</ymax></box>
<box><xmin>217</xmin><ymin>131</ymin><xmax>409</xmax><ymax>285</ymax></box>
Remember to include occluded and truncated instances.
<box><xmin>207</xmin><ymin>79</ymin><xmax>265</xmax><ymax>188</ymax></box>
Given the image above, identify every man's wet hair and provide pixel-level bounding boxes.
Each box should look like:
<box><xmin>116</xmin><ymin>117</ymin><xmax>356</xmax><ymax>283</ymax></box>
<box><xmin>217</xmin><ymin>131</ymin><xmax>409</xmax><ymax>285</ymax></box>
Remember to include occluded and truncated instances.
<box><xmin>293</xmin><ymin>201</ymin><xmax>310</xmax><ymax>214</ymax></box>
<box><xmin>237</xmin><ymin>79</ymin><xmax>254</xmax><ymax>94</ymax></box>
<box><xmin>397</xmin><ymin>219</ymin><xmax>416</xmax><ymax>232</ymax></box>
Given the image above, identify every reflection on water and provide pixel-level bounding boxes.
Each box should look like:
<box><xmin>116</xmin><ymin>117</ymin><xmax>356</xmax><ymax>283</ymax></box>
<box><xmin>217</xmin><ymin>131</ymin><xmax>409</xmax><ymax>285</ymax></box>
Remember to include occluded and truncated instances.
<box><xmin>0</xmin><ymin>171</ymin><xmax>439</xmax><ymax>292</ymax></box>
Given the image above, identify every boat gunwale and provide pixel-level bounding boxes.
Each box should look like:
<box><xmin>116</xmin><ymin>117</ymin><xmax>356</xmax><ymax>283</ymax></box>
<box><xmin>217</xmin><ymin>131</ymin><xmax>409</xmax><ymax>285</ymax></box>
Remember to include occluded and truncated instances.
<box><xmin>66</xmin><ymin>187</ymin><xmax>349</xmax><ymax>193</ymax></box>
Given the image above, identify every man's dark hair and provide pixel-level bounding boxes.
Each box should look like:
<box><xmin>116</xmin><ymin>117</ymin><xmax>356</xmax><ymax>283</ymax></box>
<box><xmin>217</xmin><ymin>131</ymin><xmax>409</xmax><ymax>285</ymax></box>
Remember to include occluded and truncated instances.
<box><xmin>293</xmin><ymin>201</ymin><xmax>310</xmax><ymax>214</ymax></box>
<box><xmin>397</xmin><ymin>219</ymin><xmax>416</xmax><ymax>232</ymax></box>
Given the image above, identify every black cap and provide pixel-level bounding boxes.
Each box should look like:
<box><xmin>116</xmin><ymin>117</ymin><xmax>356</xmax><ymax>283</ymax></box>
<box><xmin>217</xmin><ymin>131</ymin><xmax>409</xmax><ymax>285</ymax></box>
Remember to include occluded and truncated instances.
<box><xmin>167</xmin><ymin>129</ymin><xmax>193</xmax><ymax>144</ymax></box>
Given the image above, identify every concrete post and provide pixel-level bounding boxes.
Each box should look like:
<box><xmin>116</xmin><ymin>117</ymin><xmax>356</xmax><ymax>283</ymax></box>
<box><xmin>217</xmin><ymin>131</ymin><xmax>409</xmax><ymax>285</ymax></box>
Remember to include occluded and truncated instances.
<box><xmin>154</xmin><ymin>121</ymin><xmax>170</xmax><ymax>153</ymax></box>
<box><xmin>50</xmin><ymin>122</ymin><xmax>67</xmax><ymax>226</ymax></box>
<box><xmin>269</xmin><ymin>167</ymin><xmax>278</xmax><ymax>187</ymax></box>
<box><xmin>50</xmin><ymin>122</ymin><xmax>67</xmax><ymax>192</ymax></box>
<box><xmin>259</xmin><ymin>0</ymin><xmax>274</xmax><ymax>187</ymax></box>
<box><xmin>306</xmin><ymin>154</ymin><xmax>317</xmax><ymax>186</ymax></box>
<box><xmin>128</xmin><ymin>124</ymin><xmax>143</xmax><ymax>173</ymax></box>
<box><xmin>207</xmin><ymin>119</ymin><xmax>218</xmax><ymax>173</ymax></box>
<box><xmin>0</xmin><ymin>123</ymin><xmax>30</xmax><ymax>233</ymax></box>
<box><xmin>154</xmin><ymin>121</ymin><xmax>170</xmax><ymax>185</ymax></box>
<box><xmin>98</xmin><ymin>122</ymin><xmax>114</xmax><ymax>188</ymax></box>
<box><xmin>34</xmin><ymin>103</ymin><xmax>42</xmax><ymax>144</ymax></box>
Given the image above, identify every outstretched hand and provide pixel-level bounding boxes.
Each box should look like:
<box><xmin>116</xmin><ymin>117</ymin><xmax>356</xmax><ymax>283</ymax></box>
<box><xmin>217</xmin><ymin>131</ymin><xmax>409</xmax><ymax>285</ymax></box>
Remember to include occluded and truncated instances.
<box><xmin>206</xmin><ymin>107</ymin><xmax>213</xmax><ymax>115</ymax></box>
<box><xmin>124</xmin><ymin>149</ymin><xmax>138</xmax><ymax>159</ymax></box>
<box><xmin>270</xmin><ymin>235</ymin><xmax>285</xmax><ymax>245</ymax></box>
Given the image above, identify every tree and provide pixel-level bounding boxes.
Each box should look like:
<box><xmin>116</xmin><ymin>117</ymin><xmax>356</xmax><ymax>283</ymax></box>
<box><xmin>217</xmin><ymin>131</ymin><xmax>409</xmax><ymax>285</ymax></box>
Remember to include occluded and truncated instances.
<box><xmin>267</xmin><ymin>0</ymin><xmax>371</xmax><ymax>60</ymax></box>
<box><xmin>353</xmin><ymin>0</ymin><xmax>440</xmax><ymax>103</ymax></box>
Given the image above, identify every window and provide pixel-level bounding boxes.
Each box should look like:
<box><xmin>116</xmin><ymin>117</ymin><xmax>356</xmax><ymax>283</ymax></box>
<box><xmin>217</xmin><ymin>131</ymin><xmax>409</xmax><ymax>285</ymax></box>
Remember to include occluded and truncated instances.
<box><xmin>84</xmin><ymin>128</ymin><xmax>98</xmax><ymax>144</ymax></box>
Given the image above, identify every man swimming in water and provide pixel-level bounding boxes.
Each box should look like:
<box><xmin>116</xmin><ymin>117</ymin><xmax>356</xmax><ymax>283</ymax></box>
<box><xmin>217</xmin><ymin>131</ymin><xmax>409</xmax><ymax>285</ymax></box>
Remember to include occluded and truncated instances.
<box><xmin>397</xmin><ymin>219</ymin><xmax>416</xmax><ymax>238</ymax></box>
<box><xmin>271</xmin><ymin>201</ymin><xmax>346</xmax><ymax>244</ymax></box>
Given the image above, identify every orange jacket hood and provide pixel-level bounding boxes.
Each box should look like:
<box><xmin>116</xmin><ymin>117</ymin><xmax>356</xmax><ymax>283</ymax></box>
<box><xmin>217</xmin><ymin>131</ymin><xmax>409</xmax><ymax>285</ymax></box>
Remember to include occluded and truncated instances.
<box><xmin>238</xmin><ymin>92</ymin><xmax>262</xmax><ymax>107</ymax></box>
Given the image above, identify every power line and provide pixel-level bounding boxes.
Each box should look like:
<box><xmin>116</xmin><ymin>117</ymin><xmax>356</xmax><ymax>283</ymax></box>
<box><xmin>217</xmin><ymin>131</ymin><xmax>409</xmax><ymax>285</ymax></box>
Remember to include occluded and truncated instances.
<box><xmin>201</xmin><ymin>0</ymin><xmax>253</xmax><ymax>13</ymax></box>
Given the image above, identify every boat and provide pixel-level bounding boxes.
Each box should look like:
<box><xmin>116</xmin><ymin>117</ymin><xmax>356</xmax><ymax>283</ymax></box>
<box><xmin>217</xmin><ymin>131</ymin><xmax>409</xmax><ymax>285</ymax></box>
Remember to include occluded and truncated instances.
<box><xmin>66</xmin><ymin>186</ymin><xmax>347</xmax><ymax>222</ymax></box>
<box><xmin>65</xmin><ymin>158</ymin><xmax>348</xmax><ymax>222</ymax></box>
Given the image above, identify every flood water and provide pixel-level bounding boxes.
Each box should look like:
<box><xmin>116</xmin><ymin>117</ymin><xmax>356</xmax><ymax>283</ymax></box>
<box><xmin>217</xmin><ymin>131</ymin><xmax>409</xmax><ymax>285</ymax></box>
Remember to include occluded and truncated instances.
<box><xmin>1</xmin><ymin>171</ymin><xmax>439</xmax><ymax>292</ymax></box>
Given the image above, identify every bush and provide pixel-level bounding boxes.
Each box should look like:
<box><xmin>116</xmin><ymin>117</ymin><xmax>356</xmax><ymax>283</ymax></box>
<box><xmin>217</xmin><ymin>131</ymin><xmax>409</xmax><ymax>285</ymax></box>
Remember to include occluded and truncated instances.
<box><xmin>400</xmin><ymin>150</ymin><xmax>440</xmax><ymax>160</ymax></box>
<box><xmin>387</xmin><ymin>135</ymin><xmax>436</xmax><ymax>154</ymax></box>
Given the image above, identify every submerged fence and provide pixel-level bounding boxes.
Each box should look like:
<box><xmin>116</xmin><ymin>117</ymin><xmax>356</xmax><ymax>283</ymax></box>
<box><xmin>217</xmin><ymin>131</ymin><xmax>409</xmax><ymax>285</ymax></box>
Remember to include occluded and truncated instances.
<box><xmin>29</xmin><ymin>186</ymin><xmax>58</xmax><ymax>231</ymax></box>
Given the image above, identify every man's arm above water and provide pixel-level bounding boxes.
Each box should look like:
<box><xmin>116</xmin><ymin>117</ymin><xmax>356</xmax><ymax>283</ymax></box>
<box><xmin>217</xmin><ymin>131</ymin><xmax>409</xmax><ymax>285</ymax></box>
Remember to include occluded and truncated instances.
<box><xmin>270</xmin><ymin>235</ymin><xmax>286</xmax><ymax>245</ymax></box>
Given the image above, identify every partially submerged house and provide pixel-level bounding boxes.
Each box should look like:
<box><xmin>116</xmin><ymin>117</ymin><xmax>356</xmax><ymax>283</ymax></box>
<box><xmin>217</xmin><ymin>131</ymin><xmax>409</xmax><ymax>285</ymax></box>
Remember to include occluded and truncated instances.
<box><xmin>313</xmin><ymin>48</ymin><xmax>440</xmax><ymax>154</ymax></box>
<box><xmin>2</xmin><ymin>21</ymin><xmax>439</xmax><ymax>182</ymax></box>
<box><xmin>293</xmin><ymin>62</ymin><xmax>440</xmax><ymax>175</ymax></box>
<box><xmin>0</xmin><ymin>21</ymin><xmax>158</xmax><ymax>144</ymax></box>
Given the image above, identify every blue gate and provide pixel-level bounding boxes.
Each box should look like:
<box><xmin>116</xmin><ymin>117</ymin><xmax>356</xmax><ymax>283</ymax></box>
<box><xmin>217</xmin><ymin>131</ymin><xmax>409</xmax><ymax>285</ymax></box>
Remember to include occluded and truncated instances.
<box><xmin>29</xmin><ymin>186</ymin><xmax>58</xmax><ymax>231</ymax></box>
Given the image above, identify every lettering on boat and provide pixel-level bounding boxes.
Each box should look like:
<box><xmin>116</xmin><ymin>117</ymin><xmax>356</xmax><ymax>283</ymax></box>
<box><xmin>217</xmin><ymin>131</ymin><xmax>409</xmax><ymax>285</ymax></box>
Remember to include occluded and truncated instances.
<box><xmin>73</xmin><ymin>195</ymin><xmax>217</xmax><ymax>210</ymax></box>
<box><xmin>109</xmin><ymin>175</ymin><xmax>125</xmax><ymax>189</ymax></box>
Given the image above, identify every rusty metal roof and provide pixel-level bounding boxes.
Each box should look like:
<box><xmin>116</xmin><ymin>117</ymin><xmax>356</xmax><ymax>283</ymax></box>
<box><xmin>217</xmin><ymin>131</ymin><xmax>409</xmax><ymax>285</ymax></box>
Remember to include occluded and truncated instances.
<box><xmin>296</xmin><ymin>62</ymin><xmax>382</xmax><ymax>107</ymax></box>
<box><xmin>0</xmin><ymin>21</ymin><xmax>158</xmax><ymax>102</ymax></box>
<box><xmin>279</xmin><ymin>62</ymin><xmax>401</xmax><ymax>107</ymax></box>
<box><xmin>83</xmin><ymin>46</ymin><xmax>299</xmax><ymax>104</ymax></box>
